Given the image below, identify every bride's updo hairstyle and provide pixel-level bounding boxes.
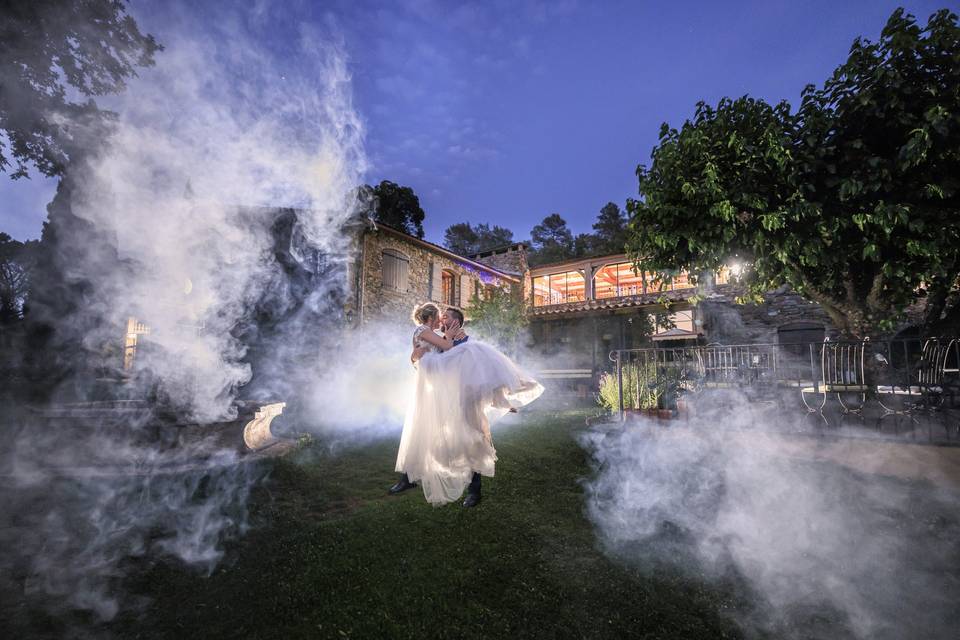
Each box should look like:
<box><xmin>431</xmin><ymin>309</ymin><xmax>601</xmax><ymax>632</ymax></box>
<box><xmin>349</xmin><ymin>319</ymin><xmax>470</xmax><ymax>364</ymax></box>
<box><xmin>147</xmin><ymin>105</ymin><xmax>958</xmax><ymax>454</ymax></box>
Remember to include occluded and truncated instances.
<box><xmin>412</xmin><ymin>302</ymin><xmax>440</xmax><ymax>325</ymax></box>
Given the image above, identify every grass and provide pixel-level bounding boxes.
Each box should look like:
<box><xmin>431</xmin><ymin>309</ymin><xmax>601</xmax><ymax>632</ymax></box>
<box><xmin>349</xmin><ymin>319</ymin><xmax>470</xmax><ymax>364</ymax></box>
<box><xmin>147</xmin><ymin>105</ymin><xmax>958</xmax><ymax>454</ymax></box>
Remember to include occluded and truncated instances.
<box><xmin>100</xmin><ymin>410</ymin><xmax>746</xmax><ymax>640</ymax></box>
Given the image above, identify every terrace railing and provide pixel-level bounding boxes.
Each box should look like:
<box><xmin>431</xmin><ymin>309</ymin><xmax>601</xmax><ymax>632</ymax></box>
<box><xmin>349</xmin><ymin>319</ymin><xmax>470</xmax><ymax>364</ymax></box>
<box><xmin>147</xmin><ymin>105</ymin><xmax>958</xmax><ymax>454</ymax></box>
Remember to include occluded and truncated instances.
<box><xmin>608</xmin><ymin>337</ymin><xmax>960</xmax><ymax>442</ymax></box>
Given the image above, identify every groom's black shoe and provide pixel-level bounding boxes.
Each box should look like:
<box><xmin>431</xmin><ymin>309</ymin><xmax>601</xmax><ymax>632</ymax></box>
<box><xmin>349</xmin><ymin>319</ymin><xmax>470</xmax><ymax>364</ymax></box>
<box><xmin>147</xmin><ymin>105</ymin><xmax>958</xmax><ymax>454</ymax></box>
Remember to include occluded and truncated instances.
<box><xmin>463</xmin><ymin>472</ymin><xmax>482</xmax><ymax>508</ymax></box>
<box><xmin>388</xmin><ymin>473</ymin><xmax>417</xmax><ymax>495</ymax></box>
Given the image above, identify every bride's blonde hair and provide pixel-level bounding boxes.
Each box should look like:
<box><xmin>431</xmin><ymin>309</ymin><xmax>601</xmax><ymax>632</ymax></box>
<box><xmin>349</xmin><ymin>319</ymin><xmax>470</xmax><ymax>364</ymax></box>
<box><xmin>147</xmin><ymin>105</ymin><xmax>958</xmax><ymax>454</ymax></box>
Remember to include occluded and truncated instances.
<box><xmin>411</xmin><ymin>302</ymin><xmax>440</xmax><ymax>325</ymax></box>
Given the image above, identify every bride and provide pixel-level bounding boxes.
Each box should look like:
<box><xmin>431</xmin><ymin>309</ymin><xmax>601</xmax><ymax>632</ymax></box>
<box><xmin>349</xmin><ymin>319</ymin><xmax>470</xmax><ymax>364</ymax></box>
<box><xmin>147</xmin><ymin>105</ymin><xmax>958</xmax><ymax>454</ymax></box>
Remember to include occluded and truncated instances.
<box><xmin>394</xmin><ymin>302</ymin><xmax>543</xmax><ymax>507</ymax></box>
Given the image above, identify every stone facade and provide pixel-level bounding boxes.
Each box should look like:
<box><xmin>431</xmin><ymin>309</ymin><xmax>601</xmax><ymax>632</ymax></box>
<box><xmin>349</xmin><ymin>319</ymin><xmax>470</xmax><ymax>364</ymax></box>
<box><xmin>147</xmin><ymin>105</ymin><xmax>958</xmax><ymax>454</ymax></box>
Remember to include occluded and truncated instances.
<box><xmin>348</xmin><ymin>224</ymin><xmax>518</xmax><ymax>326</ymax></box>
<box><xmin>471</xmin><ymin>244</ymin><xmax>529</xmax><ymax>276</ymax></box>
<box><xmin>698</xmin><ymin>284</ymin><xmax>837</xmax><ymax>344</ymax></box>
<box><xmin>347</xmin><ymin>226</ymin><xmax>835</xmax><ymax>351</ymax></box>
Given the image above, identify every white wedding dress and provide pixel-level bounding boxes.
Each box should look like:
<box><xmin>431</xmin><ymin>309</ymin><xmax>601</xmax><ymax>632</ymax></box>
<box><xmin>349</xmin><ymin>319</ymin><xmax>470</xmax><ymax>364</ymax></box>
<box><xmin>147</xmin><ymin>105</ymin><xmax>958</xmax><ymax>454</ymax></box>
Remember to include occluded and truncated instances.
<box><xmin>395</xmin><ymin>327</ymin><xmax>544</xmax><ymax>505</ymax></box>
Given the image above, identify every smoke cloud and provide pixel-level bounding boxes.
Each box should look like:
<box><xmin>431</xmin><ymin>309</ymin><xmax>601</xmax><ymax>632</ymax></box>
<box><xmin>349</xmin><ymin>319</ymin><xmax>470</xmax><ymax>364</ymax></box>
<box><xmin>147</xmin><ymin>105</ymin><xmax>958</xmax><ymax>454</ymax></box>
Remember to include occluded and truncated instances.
<box><xmin>580</xmin><ymin>394</ymin><xmax>960</xmax><ymax>639</ymax></box>
<box><xmin>1</xmin><ymin>3</ymin><xmax>367</xmax><ymax>624</ymax></box>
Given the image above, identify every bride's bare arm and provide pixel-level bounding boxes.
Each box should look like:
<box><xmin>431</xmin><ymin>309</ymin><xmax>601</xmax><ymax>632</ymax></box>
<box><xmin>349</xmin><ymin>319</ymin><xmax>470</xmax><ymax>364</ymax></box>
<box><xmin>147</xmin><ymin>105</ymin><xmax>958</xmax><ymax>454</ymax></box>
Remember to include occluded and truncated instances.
<box><xmin>417</xmin><ymin>328</ymin><xmax>456</xmax><ymax>352</ymax></box>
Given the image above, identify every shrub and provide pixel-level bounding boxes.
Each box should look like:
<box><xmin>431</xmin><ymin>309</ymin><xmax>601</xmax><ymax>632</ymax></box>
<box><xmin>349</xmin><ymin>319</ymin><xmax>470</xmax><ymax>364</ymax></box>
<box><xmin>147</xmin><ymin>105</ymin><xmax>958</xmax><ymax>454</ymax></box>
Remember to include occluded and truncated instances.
<box><xmin>597</xmin><ymin>362</ymin><xmax>660</xmax><ymax>412</ymax></box>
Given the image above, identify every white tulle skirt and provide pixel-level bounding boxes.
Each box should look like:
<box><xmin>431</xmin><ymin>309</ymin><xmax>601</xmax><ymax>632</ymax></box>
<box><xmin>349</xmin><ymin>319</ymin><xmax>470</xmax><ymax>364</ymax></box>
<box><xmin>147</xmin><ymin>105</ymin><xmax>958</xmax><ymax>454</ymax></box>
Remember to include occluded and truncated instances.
<box><xmin>395</xmin><ymin>340</ymin><xmax>544</xmax><ymax>505</ymax></box>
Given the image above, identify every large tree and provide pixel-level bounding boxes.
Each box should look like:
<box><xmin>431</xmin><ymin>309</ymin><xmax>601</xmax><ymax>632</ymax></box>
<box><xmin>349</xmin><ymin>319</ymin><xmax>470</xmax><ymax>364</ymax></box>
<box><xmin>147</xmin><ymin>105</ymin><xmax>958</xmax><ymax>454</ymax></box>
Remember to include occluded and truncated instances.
<box><xmin>443</xmin><ymin>221</ymin><xmax>514</xmax><ymax>255</ymax></box>
<box><xmin>0</xmin><ymin>232</ymin><xmax>37</xmax><ymax>323</ymax></box>
<box><xmin>443</xmin><ymin>222</ymin><xmax>477</xmax><ymax>255</ymax></box>
<box><xmin>626</xmin><ymin>8</ymin><xmax>960</xmax><ymax>337</ymax></box>
<box><xmin>0</xmin><ymin>0</ymin><xmax>161</xmax><ymax>179</ymax></box>
<box><xmin>359</xmin><ymin>180</ymin><xmax>426</xmax><ymax>238</ymax></box>
<box><xmin>529</xmin><ymin>213</ymin><xmax>574</xmax><ymax>266</ymax></box>
<box><xmin>592</xmin><ymin>202</ymin><xmax>629</xmax><ymax>255</ymax></box>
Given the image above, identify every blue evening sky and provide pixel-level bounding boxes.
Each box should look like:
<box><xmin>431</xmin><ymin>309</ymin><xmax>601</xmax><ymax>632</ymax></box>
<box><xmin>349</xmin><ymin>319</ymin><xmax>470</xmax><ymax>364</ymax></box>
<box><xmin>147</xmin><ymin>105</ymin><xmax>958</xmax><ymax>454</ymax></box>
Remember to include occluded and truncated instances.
<box><xmin>0</xmin><ymin>0</ymin><xmax>952</xmax><ymax>244</ymax></box>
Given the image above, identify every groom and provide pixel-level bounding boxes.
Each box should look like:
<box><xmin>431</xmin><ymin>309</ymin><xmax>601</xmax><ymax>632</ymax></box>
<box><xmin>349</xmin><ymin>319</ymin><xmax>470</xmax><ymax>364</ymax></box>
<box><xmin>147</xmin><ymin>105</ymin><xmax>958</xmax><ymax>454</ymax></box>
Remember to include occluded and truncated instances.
<box><xmin>388</xmin><ymin>308</ymin><xmax>483</xmax><ymax>507</ymax></box>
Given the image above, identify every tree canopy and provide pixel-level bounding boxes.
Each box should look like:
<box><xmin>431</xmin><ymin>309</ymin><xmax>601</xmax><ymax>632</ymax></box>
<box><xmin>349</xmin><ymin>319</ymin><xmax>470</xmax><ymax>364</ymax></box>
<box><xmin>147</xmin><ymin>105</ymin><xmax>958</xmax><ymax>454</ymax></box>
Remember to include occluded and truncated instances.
<box><xmin>529</xmin><ymin>213</ymin><xmax>574</xmax><ymax>266</ymax></box>
<box><xmin>443</xmin><ymin>222</ymin><xmax>514</xmax><ymax>255</ymax></box>
<box><xmin>466</xmin><ymin>284</ymin><xmax>527</xmax><ymax>356</ymax></box>
<box><xmin>592</xmin><ymin>202</ymin><xmax>629</xmax><ymax>255</ymax></box>
<box><xmin>0</xmin><ymin>232</ymin><xmax>37</xmax><ymax>323</ymax></box>
<box><xmin>0</xmin><ymin>0</ymin><xmax>161</xmax><ymax>179</ymax></box>
<box><xmin>359</xmin><ymin>180</ymin><xmax>426</xmax><ymax>239</ymax></box>
<box><xmin>626</xmin><ymin>8</ymin><xmax>960</xmax><ymax>337</ymax></box>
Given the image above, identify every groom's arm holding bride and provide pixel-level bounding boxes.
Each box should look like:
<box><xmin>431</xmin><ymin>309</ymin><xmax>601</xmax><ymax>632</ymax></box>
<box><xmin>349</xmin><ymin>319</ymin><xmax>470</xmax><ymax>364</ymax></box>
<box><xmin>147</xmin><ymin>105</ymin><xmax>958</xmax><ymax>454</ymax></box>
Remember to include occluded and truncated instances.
<box><xmin>410</xmin><ymin>321</ymin><xmax>466</xmax><ymax>365</ymax></box>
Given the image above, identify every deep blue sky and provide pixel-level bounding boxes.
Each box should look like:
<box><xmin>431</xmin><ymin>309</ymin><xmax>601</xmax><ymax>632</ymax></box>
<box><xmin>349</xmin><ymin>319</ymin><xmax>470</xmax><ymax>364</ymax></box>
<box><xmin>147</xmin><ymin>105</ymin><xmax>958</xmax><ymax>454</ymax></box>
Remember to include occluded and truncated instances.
<box><xmin>0</xmin><ymin>0</ymin><xmax>953</xmax><ymax>244</ymax></box>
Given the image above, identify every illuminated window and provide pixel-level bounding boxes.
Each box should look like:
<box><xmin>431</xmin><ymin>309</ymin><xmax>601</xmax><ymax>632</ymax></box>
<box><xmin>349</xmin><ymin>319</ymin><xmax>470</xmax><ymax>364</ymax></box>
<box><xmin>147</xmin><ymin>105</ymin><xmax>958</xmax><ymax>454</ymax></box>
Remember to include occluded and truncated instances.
<box><xmin>593</xmin><ymin>262</ymin><xmax>644</xmax><ymax>298</ymax></box>
<box><xmin>123</xmin><ymin>317</ymin><xmax>151</xmax><ymax>370</ymax></box>
<box><xmin>593</xmin><ymin>262</ymin><xmax>695</xmax><ymax>298</ymax></box>
<box><xmin>671</xmin><ymin>272</ymin><xmax>693</xmax><ymax>289</ymax></box>
<box><xmin>532</xmin><ymin>270</ymin><xmax>585</xmax><ymax>306</ymax></box>
<box><xmin>382</xmin><ymin>249</ymin><xmax>409</xmax><ymax>292</ymax></box>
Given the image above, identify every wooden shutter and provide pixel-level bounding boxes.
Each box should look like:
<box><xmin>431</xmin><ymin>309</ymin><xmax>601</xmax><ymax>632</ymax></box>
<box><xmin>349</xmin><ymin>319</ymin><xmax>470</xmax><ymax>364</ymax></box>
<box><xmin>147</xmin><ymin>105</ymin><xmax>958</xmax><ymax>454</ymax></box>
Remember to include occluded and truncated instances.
<box><xmin>398</xmin><ymin>256</ymin><xmax>409</xmax><ymax>292</ymax></box>
<box><xmin>382</xmin><ymin>252</ymin><xmax>397</xmax><ymax>289</ymax></box>
<box><xmin>430</xmin><ymin>262</ymin><xmax>443</xmax><ymax>301</ymax></box>
<box><xmin>382</xmin><ymin>249</ymin><xmax>409</xmax><ymax>292</ymax></box>
<box><xmin>460</xmin><ymin>274</ymin><xmax>473</xmax><ymax>308</ymax></box>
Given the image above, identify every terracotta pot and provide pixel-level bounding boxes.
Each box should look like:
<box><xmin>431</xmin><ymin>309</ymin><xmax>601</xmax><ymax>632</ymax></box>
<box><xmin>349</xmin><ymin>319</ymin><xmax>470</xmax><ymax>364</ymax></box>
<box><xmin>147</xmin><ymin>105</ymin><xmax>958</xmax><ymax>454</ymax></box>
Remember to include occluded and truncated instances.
<box><xmin>658</xmin><ymin>409</ymin><xmax>674</xmax><ymax>420</ymax></box>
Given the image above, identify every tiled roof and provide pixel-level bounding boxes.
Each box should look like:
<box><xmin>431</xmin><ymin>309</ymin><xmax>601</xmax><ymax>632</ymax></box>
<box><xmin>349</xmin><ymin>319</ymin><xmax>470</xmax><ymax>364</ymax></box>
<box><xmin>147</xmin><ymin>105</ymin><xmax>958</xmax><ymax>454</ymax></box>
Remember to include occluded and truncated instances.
<box><xmin>373</xmin><ymin>222</ymin><xmax>520</xmax><ymax>282</ymax></box>
<box><xmin>529</xmin><ymin>288</ymin><xmax>697</xmax><ymax>316</ymax></box>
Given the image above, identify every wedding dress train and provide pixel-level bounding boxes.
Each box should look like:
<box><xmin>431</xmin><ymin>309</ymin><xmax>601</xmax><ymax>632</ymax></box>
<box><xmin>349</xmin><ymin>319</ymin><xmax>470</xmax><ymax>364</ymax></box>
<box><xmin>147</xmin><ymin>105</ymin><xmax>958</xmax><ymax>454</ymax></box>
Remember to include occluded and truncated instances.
<box><xmin>395</xmin><ymin>340</ymin><xmax>543</xmax><ymax>505</ymax></box>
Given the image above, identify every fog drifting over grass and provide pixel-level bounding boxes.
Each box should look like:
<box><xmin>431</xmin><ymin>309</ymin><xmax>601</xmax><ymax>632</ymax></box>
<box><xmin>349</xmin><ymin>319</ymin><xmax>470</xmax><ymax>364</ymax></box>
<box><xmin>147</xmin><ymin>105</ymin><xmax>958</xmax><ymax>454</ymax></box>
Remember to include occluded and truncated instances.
<box><xmin>580</xmin><ymin>394</ymin><xmax>960</xmax><ymax>640</ymax></box>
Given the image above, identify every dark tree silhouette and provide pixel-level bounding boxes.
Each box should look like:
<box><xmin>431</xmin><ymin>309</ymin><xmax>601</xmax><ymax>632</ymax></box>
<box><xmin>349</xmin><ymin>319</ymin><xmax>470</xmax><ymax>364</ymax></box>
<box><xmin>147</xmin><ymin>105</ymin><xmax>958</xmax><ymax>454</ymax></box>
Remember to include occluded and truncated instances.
<box><xmin>443</xmin><ymin>222</ymin><xmax>478</xmax><ymax>255</ymax></box>
<box><xmin>592</xmin><ymin>202</ymin><xmax>628</xmax><ymax>255</ymax></box>
<box><xmin>359</xmin><ymin>180</ymin><xmax>426</xmax><ymax>238</ymax></box>
<box><xmin>0</xmin><ymin>0</ymin><xmax>161</xmax><ymax>179</ymax></box>
<box><xmin>528</xmin><ymin>213</ymin><xmax>574</xmax><ymax>266</ymax></box>
<box><xmin>0</xmin><ymin>232</ymin><xmax>37</xmax><ymax>323</ymax></box>
<box><xmin>443</xmin><ymin>222</ymin><xmax>514</xmax><ymax>255</ymax></box>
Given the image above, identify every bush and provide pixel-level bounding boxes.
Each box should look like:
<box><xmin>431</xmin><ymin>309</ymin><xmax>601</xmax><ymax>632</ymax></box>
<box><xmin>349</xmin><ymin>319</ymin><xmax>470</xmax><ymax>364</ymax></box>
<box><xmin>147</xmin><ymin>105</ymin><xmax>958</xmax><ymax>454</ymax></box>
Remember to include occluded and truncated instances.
<box><xmin>468</xmin><ymin>286</ymin><xmax>528</xmax><ymax>356</ymax></box>
<box><xmin>597</xmin><ymin>362</ymin><xmax>660</xmax><ymax>412</ymax></box>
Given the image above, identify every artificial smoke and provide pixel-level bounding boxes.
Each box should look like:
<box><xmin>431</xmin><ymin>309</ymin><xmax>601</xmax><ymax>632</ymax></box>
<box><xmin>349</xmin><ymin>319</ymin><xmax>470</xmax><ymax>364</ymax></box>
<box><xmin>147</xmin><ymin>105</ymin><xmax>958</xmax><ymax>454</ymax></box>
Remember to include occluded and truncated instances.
<box><xmin>580</xmin><ymin>393</ymin><xmax>960</xmax><ymax>640</ymax></box>
<box><xmin>301</xmin><ymin>321</ymin><xmax>417</xmax><ymax>445</ymax></box>
<box><xmin>1</xmin><ymin>7</ymin><xmax>366</xmax><ymax>623</ymax></box>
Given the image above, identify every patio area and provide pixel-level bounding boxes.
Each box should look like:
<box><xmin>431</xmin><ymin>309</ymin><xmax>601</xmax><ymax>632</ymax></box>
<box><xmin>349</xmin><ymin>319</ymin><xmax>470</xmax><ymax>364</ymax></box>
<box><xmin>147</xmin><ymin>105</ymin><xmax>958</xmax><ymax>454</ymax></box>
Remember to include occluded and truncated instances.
<box><xmin>608</xmin><ymin>337</ymin><xmax>960</xmax><ymax>444</ymax></box>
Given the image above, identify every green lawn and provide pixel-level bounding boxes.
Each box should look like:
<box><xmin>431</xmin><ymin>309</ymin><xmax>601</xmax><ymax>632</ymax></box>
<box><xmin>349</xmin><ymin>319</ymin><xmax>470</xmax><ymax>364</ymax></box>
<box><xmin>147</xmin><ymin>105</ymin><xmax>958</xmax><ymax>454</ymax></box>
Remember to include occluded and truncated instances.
<box><xmin>99</xmin><ymin>410</ymin><xmax>745</xmax><ymax>639</ymax></box>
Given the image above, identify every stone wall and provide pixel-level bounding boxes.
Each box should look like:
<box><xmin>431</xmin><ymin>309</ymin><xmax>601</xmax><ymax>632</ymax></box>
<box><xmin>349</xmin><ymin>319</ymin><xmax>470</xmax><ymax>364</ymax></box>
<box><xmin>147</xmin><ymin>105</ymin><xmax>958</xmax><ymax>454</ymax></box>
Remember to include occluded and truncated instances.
<box><xmin>699</xmin><ymin>284</ymin><xmax>837</xmax><ymax>343</ymax></box>
<box><xmin>356</xmin><ymin>228</ymin><xmax>513</xmax><ymax>326</ymax></box>
<box><xmin>473</xmin><ymin>244</ymin><xmax>528</xmax><ymax>276</ymax></box>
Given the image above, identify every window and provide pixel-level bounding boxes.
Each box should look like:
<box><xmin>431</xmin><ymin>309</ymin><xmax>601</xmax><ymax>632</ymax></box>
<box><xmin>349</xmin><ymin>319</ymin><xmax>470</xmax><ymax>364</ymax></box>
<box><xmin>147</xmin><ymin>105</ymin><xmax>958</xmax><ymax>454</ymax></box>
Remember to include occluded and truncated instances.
<box><xmin>441</xmin><ymin>270</ymin><xmax>456</xmax><ymax>306</ymax></box>
<box><xmin>382</xmin><ymin>249</ymin><xmax>409</xmax><ymax>292</ymax></box>
<box><xmin>594</xmin><ymin>262</ymin><xmax>643</xmax><ymax>299</ymax></box>
<box><xmin>594</xmin><ymin>262</ymin><xmax>694</xmax><ymax>298</ymax></box>
<box><xmin>532</xmin><ymin>270</ymin><xmax>586</xmax><ymax>306</ymax></box>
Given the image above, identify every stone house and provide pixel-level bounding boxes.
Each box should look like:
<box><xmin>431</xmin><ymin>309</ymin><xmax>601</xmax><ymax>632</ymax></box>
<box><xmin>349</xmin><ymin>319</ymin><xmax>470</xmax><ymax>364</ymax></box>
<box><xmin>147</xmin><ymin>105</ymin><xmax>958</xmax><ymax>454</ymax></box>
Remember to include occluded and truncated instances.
<box><xmin>524</xmin><ymin>251</ymin><xmax>835</xmax><ymax>370</ymax></box>
<box><xmin>346</xmin><ymin>221</ymin><xmax>521</xmax><ymax>326</ymax></box>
